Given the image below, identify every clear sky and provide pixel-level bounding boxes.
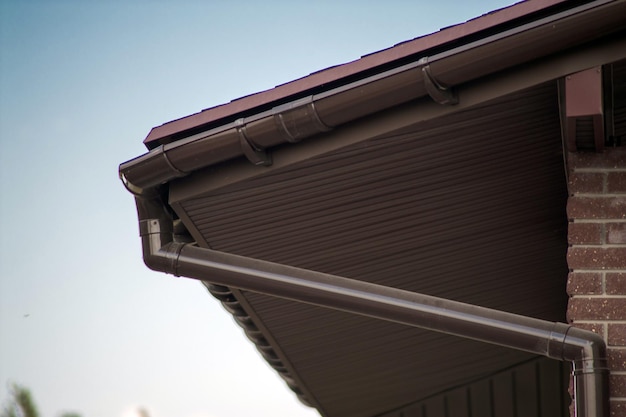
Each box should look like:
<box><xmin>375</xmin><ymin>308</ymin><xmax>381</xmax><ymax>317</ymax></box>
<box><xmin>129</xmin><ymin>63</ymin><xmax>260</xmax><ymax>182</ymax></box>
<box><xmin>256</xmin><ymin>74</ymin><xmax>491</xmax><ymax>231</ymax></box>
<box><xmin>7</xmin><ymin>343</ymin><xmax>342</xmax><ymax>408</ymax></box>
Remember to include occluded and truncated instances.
<box><xmin>0</xmin><ymin>1</ymin><xmax>515</xmax><ymax>416</ymax></box>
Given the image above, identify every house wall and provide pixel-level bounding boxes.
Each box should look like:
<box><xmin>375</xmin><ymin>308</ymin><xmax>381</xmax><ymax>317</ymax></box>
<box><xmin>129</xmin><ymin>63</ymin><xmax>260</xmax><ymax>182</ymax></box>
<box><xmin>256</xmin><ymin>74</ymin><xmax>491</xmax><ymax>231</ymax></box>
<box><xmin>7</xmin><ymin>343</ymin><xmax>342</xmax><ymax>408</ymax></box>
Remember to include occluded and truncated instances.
<box><xmin>376</xmin><ymin>358</ymin><xmax>569</xmax><ymax>417</ymax></box>
<box><xmin>566</xmin><ymin>148</ymin><xmax>626</xmax><ymax>417</ymax></box>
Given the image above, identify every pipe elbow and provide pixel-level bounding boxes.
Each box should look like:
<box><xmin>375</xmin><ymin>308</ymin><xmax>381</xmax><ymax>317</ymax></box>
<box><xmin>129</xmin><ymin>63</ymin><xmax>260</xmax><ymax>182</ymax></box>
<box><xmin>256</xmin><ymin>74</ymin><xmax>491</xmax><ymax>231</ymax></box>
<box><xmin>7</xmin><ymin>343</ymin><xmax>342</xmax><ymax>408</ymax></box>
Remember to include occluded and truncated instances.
<box><xmin>131</xmin><ymin>191</ymin><xmax>187</xmax><ymax>276</ymax></box>
<box><xmin>142</xmin><ymin>244</ymin><xmax>165</xmax><ymax>272</ymax></box>
<box><xmin>142</xmin><ymin>241</ymin><xmax>183</xmax><ymax>276</ymax></box>
<box><xmin>140</xmin><ymin>218</ymin><xmax>183</xmax><ymax>276</ymax></box>
<box><xmin>563</xmin><ymin>326</ymin><xmax>607</xmax><ymax>365</ymax></box>
<box><xmin>563</xmin><ymin>327</ymin><xmax>609</xmax><ymax>417</ymax></box>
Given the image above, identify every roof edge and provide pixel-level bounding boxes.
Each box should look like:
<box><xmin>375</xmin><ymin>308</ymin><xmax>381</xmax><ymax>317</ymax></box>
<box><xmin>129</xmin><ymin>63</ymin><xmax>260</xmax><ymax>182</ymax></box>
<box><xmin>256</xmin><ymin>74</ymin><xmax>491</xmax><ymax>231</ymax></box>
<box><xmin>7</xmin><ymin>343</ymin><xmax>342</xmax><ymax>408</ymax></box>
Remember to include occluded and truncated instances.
<box><xmin>121</xmin><ymin>1</ymin><xmax>626</xmax><ymax>194</ymax></box>
<box><xmin>143</xmin><ymin>0</ymin><xmax>575</xmax><ymax>147</ymax></box>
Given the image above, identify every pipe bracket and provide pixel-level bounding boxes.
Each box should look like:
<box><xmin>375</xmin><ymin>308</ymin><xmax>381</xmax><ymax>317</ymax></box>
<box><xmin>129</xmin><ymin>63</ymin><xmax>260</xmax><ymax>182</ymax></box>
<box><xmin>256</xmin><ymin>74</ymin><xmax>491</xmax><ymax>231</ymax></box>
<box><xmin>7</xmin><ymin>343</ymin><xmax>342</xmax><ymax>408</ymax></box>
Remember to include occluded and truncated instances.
<box><xmin>235</xmin><ymin>118</ymin><xmax>272</xmax><ymax>167</ymax></box>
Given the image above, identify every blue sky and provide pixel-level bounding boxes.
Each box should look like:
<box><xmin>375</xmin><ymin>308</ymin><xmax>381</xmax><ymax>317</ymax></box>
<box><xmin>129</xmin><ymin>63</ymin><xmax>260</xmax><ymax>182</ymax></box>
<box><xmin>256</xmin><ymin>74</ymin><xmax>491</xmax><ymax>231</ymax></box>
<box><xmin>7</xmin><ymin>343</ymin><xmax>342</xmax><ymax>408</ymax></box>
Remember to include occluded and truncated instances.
<box><xmin>0</xmin><ymin>1</ymin><xmax>515</xmax><ymax>416</ymax></box>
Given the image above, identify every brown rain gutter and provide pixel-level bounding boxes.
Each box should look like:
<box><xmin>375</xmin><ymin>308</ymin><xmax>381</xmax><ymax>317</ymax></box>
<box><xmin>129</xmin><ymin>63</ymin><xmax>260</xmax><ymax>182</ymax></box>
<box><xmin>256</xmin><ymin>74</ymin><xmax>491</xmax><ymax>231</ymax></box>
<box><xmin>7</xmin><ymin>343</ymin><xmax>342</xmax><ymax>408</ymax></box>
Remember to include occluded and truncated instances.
<box><xmin>119</xmin><ymin>0</ymin><xmax>625</xmax><ymax>195</ymax></box>
<box><xmin>133</xmin><ymin>194</ymin><xmax>609</xmax><ymax>417</ymax></box>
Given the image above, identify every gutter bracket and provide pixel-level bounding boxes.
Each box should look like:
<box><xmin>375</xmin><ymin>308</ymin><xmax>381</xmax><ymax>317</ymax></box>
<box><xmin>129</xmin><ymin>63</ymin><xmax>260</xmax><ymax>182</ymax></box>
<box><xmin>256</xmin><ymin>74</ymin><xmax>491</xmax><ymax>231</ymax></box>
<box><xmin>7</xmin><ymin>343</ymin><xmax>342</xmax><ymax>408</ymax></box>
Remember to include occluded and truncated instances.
<box><xmin>420</xmin><ymin>58</ymin><xmax>459</xmax><ymax>105</ymax></box>
<box><xmin>235</xmin><ymin>118</ymin><xmax>272</xmax><ymax>166</ymax></box>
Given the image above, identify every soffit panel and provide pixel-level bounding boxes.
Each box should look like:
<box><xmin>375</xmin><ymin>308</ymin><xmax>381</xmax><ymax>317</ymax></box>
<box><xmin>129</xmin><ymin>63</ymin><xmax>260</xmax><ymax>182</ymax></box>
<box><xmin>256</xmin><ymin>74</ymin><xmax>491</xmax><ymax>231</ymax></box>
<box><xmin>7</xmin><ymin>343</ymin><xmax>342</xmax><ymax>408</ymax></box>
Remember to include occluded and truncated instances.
<box><xmin>173</xmin><ymin>82</ymin><xmax>568</xmax><ymax>417</ymax></box>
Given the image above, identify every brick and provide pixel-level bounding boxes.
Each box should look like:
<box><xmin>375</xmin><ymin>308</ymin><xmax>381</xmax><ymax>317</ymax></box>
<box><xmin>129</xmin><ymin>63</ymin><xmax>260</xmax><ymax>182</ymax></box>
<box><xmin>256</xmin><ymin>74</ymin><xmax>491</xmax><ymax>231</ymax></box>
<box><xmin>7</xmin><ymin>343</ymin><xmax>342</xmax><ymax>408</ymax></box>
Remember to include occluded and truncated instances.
<box><xmin>609</xmin><ymin>324</ymin><xmax>626</xmax><ymax>346</ymax></box>
<box><xmin>572</xmin><ymin>322</ymin><xmax>605</xmax><ymax>338</ymax></box>
<box><xmin>568</xmin><ymin>222</ymin><xmax>603</xmax><ymax>244</ymax></box>
<box><xmin>607</xmin><ymin>223</ymin><xmax>626</xmax><ymax>244</ymax></box>
<box><xmin>607</xmin><ymin>273</ymin><xmax>626</xmax><ymax>295</ymax></box>
<box><xmin>611</xmin><ymin>401</ymin><xmax>626</xmax><ymax>417</ymax></box>
<box><xmin>567</xmin><ymin>297</ymin><xmax>626</xmax><ymax>321</ymax></box>
<box><xmin>609</xmin><ymin>349</ymin><xmax>626</xmax><ymax>371</ymax></box>
<box><xmin>610</xmin><ymin>374</ymin><xmax>626</xmax><ymax>398</ymax></box>
<box><xmin>608</xmin><ymin>172</ymin><xmax>626</xmax><ymax>194</ymax></box>
<box><xmin>567</xmin><ymin>272</ymin><xmax>603</xmax><ymax>295</ymax></box>
<box><xmin>568</xmin><ymin>172</ymin><xmax>605</xmax><ymax>193</ymax></box>
<box><xmin>567</xmin><ymin>247</ymin><xmax>626</xmax><ymax>269</ymax></box>
<box><xmin>567</xmin><ymin>148</ymin><xmax>626</xmax><ymax>169</ymax></box>
<box><xmin>567</xmin><ymin>196</ymin><xmax>626</xmax><ymax>219</ymax></box>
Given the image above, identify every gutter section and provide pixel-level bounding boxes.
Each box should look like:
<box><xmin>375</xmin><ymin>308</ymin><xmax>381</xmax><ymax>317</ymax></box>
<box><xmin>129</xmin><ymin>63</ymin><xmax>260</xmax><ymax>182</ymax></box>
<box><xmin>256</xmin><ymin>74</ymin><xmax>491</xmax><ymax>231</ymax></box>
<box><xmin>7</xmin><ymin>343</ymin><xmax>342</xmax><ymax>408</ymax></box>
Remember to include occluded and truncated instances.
<box><xmin>134</xmin><ymin>195</ymin><xmax>609</xmax><ymax>417</ymax></box>
<box><xmin>119</xmin><ymin>60</ymin><xmax>426</xmax><ymax>194</ymax></box>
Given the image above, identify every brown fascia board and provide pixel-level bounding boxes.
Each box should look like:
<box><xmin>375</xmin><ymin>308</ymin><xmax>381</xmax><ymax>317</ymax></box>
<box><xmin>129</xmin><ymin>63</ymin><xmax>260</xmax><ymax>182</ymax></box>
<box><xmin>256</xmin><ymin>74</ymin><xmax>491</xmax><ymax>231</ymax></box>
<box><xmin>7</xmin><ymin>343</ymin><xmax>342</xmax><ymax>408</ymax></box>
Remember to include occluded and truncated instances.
<box><xmin>143</xmin><ymin>0</ymin><xmax>571</xmax><ymax>148</ymax></box>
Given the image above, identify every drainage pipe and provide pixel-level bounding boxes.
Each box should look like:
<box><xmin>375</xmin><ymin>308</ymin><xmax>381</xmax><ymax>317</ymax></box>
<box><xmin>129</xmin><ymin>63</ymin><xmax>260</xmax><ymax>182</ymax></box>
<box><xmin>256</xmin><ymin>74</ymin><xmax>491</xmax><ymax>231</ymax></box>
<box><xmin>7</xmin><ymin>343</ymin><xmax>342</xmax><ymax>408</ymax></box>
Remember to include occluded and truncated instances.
<box><xmin>135</xmin><ymin>195</ymin><xmax>609</xmax><ymax>417</ymax></box>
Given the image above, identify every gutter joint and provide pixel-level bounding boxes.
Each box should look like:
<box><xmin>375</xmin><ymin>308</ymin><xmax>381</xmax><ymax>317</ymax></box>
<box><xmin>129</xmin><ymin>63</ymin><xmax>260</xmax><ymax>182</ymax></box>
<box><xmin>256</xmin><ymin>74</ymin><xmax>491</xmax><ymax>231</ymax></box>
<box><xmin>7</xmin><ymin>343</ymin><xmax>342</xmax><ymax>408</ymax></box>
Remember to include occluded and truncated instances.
<box><xmin>273</xmin><ymin>96</ymin><xmax>332</xmax><ymax>143</ymax></box>
<box><xmin>159</xmin><ymin>144</ymin><xmax>187</xmax><ymax>177</ymax></box>
<box><xmin>235</xmin><ymin>118</ymin><xmax>272</xmax><ymax>166</ymax></box>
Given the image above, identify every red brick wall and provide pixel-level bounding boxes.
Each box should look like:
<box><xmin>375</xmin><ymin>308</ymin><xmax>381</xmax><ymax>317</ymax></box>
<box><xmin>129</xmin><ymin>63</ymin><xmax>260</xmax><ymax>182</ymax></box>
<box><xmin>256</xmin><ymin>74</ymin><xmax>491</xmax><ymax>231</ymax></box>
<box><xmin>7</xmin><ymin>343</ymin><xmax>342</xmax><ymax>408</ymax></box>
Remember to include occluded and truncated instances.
<box><xmin>566</xmin><ymin>148</ymin><xmax>626</xmax><ymax>417</ymax></box>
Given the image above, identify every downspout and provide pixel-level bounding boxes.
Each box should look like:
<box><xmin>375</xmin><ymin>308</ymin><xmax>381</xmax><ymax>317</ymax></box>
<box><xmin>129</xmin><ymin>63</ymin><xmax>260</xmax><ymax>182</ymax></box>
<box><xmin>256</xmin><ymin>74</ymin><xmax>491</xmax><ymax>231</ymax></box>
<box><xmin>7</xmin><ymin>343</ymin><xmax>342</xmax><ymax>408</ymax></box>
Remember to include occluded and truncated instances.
<box><xmin>133</xmin><ymin>193</ymin><xmax>609</xmax><ymax>417</ymax></box>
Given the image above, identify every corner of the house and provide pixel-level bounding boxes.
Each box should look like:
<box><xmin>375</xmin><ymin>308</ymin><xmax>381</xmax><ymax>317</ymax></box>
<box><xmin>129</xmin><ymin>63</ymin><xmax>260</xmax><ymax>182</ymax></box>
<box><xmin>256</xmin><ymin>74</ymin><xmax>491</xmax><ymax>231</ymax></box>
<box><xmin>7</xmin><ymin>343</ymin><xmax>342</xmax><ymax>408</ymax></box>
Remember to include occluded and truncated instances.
<box><xmin>566</xmin><ymin>147</ymin><xmax>626</xmax><ymax>417</ymax></box>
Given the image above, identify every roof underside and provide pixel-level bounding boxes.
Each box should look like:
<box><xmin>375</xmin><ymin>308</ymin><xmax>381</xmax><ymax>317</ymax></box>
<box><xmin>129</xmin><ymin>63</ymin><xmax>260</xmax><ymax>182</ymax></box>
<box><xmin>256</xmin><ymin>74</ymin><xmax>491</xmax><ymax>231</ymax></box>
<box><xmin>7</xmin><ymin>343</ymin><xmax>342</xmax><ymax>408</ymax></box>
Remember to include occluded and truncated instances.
<box><xmin>169</xmin><ymin>81</ymin><xmax>570</xmax><ymax>417</ymax></box>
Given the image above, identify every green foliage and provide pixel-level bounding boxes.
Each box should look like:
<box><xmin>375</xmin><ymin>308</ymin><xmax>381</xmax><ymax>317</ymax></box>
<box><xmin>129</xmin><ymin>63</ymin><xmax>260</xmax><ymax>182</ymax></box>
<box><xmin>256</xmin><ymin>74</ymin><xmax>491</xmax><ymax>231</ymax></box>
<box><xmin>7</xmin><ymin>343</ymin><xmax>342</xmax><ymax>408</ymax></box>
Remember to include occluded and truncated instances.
<box><xmin>0</xmin><ymin>403</ymin><xmax>16</xmax><ymax>417</ymax></box>
<box><xmin>1</xmin><ymin>383</ymin><xmax>39</xmax><ymax>417</ymax></box>
<box><xmin>1</xmin><ymin>384</ymin><xmax>83</xmax><ymax>417</ymax></box>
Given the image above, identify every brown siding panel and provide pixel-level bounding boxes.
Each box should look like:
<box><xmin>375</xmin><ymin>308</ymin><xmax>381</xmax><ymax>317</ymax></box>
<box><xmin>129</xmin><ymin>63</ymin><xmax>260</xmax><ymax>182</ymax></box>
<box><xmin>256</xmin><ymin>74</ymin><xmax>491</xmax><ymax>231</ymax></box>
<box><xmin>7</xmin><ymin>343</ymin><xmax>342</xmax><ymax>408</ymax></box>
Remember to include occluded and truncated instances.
<box><xmin>392</xmin><ymin>359</ymin><xmax>568</xmax><ymax>417</ymax></box>
<box><xmin>469</xmin><ymin>380</ymin><xmax>492</xmax><ymax>417</ymax></box>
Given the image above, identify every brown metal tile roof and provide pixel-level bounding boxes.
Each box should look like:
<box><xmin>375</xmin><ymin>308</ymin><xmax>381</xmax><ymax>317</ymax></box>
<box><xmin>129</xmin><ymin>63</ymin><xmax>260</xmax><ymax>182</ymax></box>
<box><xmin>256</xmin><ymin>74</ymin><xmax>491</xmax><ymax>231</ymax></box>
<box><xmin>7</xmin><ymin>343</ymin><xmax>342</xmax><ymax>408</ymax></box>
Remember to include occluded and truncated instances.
<box><xmin>144</xmin><ymin>0</ymin><xmax>568</xmax><ymax>147</ymax></box>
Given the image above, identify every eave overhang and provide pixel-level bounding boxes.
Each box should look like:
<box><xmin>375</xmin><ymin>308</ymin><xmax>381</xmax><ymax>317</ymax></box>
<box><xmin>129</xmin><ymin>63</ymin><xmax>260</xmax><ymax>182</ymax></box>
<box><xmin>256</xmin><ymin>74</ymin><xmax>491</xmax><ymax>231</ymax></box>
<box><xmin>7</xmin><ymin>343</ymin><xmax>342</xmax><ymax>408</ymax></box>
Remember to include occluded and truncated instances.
<box><xmin>140</xmin><ymin>0</ymin><xmax>583</xmax><ymax>147</ymax></box>
<box><xmin>121</xmin><ymin>0</ymin><xmax>626</xmax><ymax>195</ymax></box>
<box><xmin>119</xmin><ymin>2</ymin><xmax>626</xmax><ymax>417</ymax></box>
